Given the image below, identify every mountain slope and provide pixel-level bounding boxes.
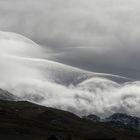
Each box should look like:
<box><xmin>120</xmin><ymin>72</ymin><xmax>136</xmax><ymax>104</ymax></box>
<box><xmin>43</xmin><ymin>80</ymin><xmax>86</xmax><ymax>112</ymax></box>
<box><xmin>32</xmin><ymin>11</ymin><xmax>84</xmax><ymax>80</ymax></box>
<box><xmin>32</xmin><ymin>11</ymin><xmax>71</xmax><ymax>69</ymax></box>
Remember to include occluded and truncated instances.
<box><xmin>105</xmin><ymin>113</ymin><xmax>140</xmax><ymax>129</ymax></box>
<box><xmin>0</xmin><ymin>89</ymin><xmax>19</xmax><ymax>101</ymax></box>
<box><xmin>0</xmin><ymin>100</ymin><xmax>139</xmax><ymax>140</ymax></box>
<box><xmin>84</xmin><ymin>113</ymin><xmax>140</xmax><ymax>130</ymax></box>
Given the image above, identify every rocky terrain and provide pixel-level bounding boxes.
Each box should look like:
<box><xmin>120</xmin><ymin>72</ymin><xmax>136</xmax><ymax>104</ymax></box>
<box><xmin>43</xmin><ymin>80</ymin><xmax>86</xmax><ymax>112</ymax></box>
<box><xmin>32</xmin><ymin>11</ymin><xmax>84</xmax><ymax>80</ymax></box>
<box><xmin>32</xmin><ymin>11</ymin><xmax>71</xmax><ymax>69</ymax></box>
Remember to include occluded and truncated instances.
<box><xmin>84</xmin><ymin>113</ymin><xmax>140</xmax><ymax>130</ymax></box>
<box><xmin>0</xmin><ymin>89</ymin><xmax>19</xmax><ymax>101</ymax></box>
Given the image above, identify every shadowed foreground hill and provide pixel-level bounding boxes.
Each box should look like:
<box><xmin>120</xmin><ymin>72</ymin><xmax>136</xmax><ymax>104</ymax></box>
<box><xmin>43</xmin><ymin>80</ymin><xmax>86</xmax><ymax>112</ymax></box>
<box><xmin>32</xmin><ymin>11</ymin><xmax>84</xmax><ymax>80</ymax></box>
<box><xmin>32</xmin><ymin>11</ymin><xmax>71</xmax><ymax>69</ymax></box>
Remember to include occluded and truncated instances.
<box><xmin>0</xmin><ymin>100</ymin><xmax>139</xmax><ymax>140</ymax></box>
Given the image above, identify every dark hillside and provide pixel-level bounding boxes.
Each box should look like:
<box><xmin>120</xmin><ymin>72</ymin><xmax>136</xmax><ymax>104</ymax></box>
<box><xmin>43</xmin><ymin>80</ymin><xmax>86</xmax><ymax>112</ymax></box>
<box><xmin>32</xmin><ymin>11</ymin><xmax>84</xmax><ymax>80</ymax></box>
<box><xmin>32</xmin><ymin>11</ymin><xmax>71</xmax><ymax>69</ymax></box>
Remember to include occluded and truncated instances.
<box><xmin>0</xmin><ymin>100</ymin><xmax>139</xmax><ymax>140</ymax></box>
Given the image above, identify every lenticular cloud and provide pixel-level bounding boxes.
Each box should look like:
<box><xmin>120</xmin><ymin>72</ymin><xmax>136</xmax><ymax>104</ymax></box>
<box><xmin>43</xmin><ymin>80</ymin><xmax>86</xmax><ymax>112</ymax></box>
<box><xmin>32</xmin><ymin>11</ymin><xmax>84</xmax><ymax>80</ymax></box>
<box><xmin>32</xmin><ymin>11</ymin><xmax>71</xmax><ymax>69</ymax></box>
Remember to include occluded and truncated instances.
<box><xmin>0</xmin><ymin>31</ymin><xmax>140</xmax><ymax>118</ymax></box>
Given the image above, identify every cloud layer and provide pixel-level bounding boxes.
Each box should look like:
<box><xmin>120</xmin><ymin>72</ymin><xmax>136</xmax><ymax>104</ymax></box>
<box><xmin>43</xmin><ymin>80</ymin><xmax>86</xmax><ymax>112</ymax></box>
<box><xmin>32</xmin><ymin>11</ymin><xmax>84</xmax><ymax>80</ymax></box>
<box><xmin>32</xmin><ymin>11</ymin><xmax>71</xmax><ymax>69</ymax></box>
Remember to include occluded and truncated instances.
<box><xmin>0</xmin><ymin>32</ymin><xmax>140</xmax><ymax>118</ymax></box>
<box><xmin>0</xmin><ymin>0</ymin><xmax>140</xmax><ymax>79</ymax></box>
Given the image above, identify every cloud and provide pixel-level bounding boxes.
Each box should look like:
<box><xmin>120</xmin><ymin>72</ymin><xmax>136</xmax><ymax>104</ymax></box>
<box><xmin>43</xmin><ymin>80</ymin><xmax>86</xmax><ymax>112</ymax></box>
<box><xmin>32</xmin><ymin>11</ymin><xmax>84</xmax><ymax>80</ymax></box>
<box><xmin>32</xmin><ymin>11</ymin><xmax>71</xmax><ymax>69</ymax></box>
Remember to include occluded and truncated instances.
<box><xmin>0</xmin><ymin>0</ymin><xmax>139</xmax><ymax>79</ymax></box>
<box><xmin>0</xmin><ymin>0</ymin><xmax>140</xmax><ymax>117</ymax></box>
<box><xmin>0</xmin><ymin>31</ymin><xmax>140</xmax><ymax>118</ymax></box>
<box><xmin>3</xmin><ymin>72</ymin><xmax>140</xmax><ymax>118</ymax></box>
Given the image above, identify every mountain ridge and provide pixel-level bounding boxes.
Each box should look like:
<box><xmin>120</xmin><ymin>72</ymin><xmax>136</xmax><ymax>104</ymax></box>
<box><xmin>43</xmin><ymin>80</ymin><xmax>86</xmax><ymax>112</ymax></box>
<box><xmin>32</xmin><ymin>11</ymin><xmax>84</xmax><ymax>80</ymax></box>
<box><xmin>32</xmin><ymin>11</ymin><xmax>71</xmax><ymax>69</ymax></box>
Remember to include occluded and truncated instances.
<box><xmin>0</xmin><ymin>99</ymin><xmax>139</xmax><ymax>140</ymax></box>
<box><xmin>84</xmin><ymin>113</ymin><xmax>140</xmax><ymax>130</ymax></box>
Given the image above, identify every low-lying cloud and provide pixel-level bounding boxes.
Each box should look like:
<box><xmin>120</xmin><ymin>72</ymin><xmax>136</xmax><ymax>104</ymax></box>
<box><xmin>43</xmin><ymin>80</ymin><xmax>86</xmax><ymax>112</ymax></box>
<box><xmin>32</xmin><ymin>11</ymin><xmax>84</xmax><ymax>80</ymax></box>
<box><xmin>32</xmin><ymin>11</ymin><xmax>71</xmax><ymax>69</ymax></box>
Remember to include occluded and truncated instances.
<box><xmin>0</xmin><ymin>31</ymin><xmax>140</xmax><ymax>118</ymax></box>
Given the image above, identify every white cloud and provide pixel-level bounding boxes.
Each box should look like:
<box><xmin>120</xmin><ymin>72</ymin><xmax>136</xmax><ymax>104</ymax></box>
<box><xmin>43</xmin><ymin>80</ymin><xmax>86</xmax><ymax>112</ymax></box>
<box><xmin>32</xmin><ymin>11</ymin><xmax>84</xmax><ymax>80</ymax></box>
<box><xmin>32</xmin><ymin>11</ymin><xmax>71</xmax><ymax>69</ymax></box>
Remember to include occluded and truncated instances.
<box><xmin>0</xmin><ymin>31</ymin><xmax>140</xmax><ymax>118</ymax></box>
<box><xmin>0</xmin><ymin>0</ymin><xmax>139</xmax><ymax>78</ymax></box>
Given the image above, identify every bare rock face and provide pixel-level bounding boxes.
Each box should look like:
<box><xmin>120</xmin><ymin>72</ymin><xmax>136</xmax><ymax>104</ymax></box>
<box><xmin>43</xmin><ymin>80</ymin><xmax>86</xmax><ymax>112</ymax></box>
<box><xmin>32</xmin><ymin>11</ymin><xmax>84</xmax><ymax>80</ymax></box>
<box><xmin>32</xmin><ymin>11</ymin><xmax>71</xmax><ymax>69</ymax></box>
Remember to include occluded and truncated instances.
<box><xmin>84</xmin><ymin>113</ymin><xmax>140</xmax><ymax>129</ymax></box>
<box><xmin>83</xmin><ymin>114</ymin><xmax>101</xmax><ymax>122</ymax></box>
<box><xmin>0</xmin><ymin>89</ymin><xmax>20</xmax><ymax>101</ymax></box>
<box><xmin>105</xmin><ymin>113</ymin><xmax>140</xmax><ymax>128</ymax></box>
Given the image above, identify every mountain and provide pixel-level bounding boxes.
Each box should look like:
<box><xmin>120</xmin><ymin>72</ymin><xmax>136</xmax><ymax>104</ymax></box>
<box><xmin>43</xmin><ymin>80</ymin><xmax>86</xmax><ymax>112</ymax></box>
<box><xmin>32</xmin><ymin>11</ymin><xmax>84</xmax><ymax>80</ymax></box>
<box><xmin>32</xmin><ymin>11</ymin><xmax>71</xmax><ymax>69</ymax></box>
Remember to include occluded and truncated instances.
<box><xmin>83</xmin><ymin>114</ymin><xmax>101</xmax><ymax>122</ymax></box>
<box><xmin>84</xmin><ymin>113</ymin><xmax>140</xmax><ymax>130</ymax></box>
<box><xmin>0</xmin><ymin>99</ymin><xmax>139</xmax><ymax>140</ymax></box>
<box><xmin>0</xmin><ymin>89</ymin><xmax>19</xmax><ymax>101</ymax></box>
<box><xmin>105</xmin><ymin>113</ymin><xmax>140</xmax><ymax>129</ymax></box>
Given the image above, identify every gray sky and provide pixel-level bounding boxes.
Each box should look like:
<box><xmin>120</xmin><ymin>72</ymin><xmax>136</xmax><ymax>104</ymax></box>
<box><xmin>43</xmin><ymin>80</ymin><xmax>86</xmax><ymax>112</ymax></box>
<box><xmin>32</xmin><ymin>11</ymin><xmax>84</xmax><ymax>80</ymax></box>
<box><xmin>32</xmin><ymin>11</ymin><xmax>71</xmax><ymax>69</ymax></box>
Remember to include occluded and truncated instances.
<box><xmin>1</xmin><ymin>1</ymin><xmax>140</xmax><ymax>117</ymax></box>
<box><xmin>0</xmin><ymin>0</ymin><xmax>140</xmax><ymax>79</ymax></box>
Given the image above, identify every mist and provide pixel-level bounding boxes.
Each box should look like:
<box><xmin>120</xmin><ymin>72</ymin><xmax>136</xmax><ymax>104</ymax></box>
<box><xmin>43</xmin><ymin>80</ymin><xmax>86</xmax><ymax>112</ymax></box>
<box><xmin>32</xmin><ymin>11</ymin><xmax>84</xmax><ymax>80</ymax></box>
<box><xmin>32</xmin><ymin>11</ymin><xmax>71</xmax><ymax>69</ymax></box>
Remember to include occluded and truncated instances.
<box><xmin>0</xmin><ymin>31</ymin><xmax>140</xmax><ymax>118</ymax></box>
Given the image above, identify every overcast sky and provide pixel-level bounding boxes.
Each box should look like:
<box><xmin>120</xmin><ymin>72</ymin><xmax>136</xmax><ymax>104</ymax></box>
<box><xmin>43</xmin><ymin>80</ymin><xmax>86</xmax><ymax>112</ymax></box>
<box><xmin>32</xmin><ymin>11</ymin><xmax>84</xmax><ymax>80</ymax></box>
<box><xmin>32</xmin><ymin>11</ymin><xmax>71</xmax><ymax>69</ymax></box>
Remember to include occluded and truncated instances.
<box><xmin>0</xmin><ymin>0</ymin><xmax>140</xmax><ymax>79</ymax></box>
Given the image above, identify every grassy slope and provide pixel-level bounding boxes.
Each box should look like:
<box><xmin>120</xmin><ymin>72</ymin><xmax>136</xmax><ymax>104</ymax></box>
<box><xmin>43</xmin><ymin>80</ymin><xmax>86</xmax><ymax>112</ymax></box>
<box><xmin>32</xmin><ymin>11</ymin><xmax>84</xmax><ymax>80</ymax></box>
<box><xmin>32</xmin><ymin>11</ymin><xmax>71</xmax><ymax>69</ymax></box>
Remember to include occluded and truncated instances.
<box><xmin>0</xmin><ymin>100</ymin><xmax>139</xmax><ymax>140</ymax></box>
